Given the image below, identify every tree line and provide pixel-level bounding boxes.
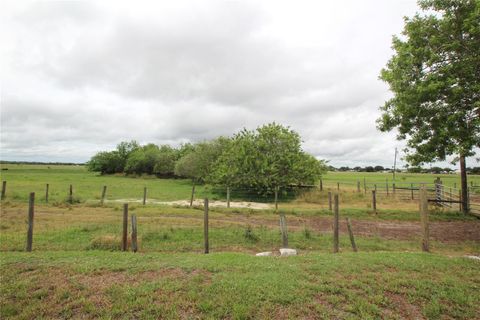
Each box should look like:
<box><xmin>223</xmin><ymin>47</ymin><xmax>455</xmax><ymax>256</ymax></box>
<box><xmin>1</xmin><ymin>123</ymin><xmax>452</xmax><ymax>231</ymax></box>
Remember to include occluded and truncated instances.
<box><xmin>87</xmin><ymin>123</ymin><xmax>327</xmax><ymax>193</ymax></box>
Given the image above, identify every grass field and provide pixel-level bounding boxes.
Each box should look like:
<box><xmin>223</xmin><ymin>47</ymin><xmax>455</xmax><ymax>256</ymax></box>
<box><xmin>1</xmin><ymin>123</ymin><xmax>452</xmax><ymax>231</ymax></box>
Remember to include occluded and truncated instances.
<box><xmin>1</xmin><ymin>164</ymin><xmax>479</xmax><ymax>319</ymax></box>
<box><xmin>1</xmin><ymin>252</ymin><xmax>479</xmax><ymax>319</ymax></box>
<box><xmin>1</xmin><ymin>164</ymin><xmax>479</xmax><ymax>203</ymax></box>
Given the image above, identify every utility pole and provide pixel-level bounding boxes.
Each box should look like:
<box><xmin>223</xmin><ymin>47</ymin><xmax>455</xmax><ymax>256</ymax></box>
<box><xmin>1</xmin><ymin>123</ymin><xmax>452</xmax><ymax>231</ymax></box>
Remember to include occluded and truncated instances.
<box><xmin>393</xmin><ymin>147</ymin><xmax>398</xmax><ymax>182</ymax></box>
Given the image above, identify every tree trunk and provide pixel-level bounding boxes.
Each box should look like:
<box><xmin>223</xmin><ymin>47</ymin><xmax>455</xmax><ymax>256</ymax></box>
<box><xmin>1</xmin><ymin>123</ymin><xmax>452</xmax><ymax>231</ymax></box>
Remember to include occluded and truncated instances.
<box><xmin>460</xmin><ymin>155</ymin><xmax>468</xmax><ymax>214</ymax></box>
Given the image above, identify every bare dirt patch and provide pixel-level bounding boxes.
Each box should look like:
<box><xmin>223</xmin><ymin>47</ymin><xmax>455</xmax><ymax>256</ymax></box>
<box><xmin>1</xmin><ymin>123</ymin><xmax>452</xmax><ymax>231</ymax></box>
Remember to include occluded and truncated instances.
<box><xmin>109</xmin><ymin>198</ymin><xmax>272</xmax><ymax>209</ymax></box>
<box><xmin>207</xmin><ymin>214</ymin><xmax>480</xmax><ymax>242</ymax></box>
<box><xmin>383</xmin><ymin>291</ymin><xmax>424</xmax><ymax>319</ymax></box>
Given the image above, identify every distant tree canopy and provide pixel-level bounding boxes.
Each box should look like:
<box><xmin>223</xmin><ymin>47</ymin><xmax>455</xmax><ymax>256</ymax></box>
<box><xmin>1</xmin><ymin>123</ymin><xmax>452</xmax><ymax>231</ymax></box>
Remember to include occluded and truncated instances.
<box><xmin>87</xmin><ymin>123</ymin><xmax>327</xmax><ymax>192</ymax></box>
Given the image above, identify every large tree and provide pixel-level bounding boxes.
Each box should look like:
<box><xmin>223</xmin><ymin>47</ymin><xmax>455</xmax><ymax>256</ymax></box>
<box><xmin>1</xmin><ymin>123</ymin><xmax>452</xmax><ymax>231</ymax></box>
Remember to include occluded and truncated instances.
<box><xmin>209</xmin><ymin>123</ymin><xmax>327</xmax><ymax>193</ymax></box>
<box><xmin>378</xmin><ymin>0</ymin><xmax>480</xmax><ymax>213</ymax></box>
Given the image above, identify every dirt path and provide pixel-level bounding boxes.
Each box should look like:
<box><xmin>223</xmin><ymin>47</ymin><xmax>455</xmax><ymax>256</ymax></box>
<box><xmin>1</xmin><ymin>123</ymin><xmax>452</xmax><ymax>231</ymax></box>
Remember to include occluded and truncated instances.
<box><xmin>205</xmin><ymin>214</ymin><xmax>480</xmax><ymax>242</ymax></box>
<box><xmin>109</xmin><ymin>199</ymin><xmax>271</xmax><ymax>209</ymax></box>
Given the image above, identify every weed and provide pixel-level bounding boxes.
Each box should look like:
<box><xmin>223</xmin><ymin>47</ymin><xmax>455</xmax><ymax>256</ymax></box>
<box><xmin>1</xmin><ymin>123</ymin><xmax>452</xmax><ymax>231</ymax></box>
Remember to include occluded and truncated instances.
<box><xmin>244</xmin><ymin>225</ymin><xmax>259</xmax><ymax>242</ymax></box>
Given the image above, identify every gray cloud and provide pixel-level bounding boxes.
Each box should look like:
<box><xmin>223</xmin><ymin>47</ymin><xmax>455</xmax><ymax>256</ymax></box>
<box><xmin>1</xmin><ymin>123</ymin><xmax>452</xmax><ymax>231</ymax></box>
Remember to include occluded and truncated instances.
<box><xmin>1</xmin><ymin>0</ymin><xmax>477</xmax><ymax>168</ymax></box>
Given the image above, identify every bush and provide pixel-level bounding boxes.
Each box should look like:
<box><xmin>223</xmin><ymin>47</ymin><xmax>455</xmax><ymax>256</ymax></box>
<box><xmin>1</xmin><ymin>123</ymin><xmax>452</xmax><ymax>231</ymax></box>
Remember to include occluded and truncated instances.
<box><xmin>244</xmin><ymin>225</ymin><xmax>259</xmax><ymax>242</ymax></box>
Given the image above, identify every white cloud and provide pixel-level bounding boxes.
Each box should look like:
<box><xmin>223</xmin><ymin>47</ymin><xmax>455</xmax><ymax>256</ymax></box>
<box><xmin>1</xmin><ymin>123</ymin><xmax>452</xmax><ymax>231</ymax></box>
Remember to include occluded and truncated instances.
<box><xmin>1</xmin><ymin>0</ymin><xmax>476</xmax><ymax>168</ymax></box>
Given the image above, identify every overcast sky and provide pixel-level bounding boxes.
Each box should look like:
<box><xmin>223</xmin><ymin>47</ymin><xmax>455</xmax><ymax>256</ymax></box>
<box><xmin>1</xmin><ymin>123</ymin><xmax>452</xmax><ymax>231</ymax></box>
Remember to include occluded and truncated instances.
<box><xmin>0</xmin><ymin>0</ymin><xmax>476</xmax><ymax>168</ymax></box>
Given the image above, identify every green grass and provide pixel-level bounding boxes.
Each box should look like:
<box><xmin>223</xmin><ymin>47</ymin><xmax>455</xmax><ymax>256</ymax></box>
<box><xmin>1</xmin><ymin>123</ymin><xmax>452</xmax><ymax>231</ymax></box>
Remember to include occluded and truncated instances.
<box><xmin>1</xmin><ymin>164</ymin><xmax>479</xmax><ymax>319</ymax></box>
<box><xmin>322</xmin><ymin>171</ymin><xmax>480</xmax><ymax>189</ymax></box>
<box><xmin>0</xmin><ymin>164</ymin><xmax>204</xmax><ymax>203</ymax></box>
<box><xmin>1</xmin><ymin>164</ymin><xmax>479</xmax><ymax>204</ymax></box>
<box><xmin>1</xmin><ymin>251</ymin><xmax>479</xmax><ymax>319</ymax></box>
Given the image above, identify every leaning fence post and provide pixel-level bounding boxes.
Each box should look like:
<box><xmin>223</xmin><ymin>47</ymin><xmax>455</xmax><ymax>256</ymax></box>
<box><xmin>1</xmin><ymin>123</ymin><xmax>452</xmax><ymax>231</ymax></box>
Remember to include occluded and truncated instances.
<box><xmin>372</xmin><ymin>190</ymin><xmax>377</xmax><ymax>214</ymax></box>
<box><xmin>101</xmin><ymin>185</ymin><xmax>107</xmax><ymax>205</ymax></box>
<box><xmin>131</xmin><ymin>214</ymin><xmax>138</xmax><ymax>253</ymax></box>
<box><xmin>122</xmin><ymin>203</ymin><xmax>128</xmax><ymax>251</ymax></box>
<box><xmin>328</xmin><ymin>192</ymin><xmax>332</xmax><ymax>211</ymax></box>
<box><xmin>26</xmin><ymin>192</ymin><xmax>35</xmax><ymax>252</ymax></box>
<box><xmin>45</xmin><ymin>183</ymin><xmax>49</xmax><ymax>204</ymax></box>
<box><xmin>204</xmin><ymin>198</ymin><xmax>209</xmax><ymax>254</ymax></box>
<box><xmin>419</xmin><ymin>185</ymin><xmax>429</xmax><ymax>252</ymax></box>
<box><xmin>190</xmin><ymin>182</ymin><xmax>196</xmax><ymax>207</ymax></box>
<box><xmin>279</xmin><ymin>213</ymin><xmax>288</xmax><ymax>248</ymax></box>
<box><xmin>1</xmin><ymin>181</ymin><xmax>6</xmax><ymax>200</ymax></box>
<box><xmin>346</xmin><ymin>217</ymin><xmax>357</xmax><ymax>252</ymax></box>
<box><xmin>143</xmin><ymin>187</ymin><xmax>147</xmax><ymax>205</ymax></box>
<box><xmin>333</xmin><ymin>194</ymin><xmax>339</xmax><ymax>253</ymax></box>
<box><xmin>319</xmin><ymin>178</ymin><xmax>323</xmax><ymax>191</ymax></box>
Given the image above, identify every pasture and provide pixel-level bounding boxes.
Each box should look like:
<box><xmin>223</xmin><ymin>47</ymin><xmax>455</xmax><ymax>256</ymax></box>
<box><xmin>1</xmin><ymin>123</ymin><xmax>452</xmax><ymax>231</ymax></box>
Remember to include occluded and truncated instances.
<box><xmin>1</xmin><ymin>164</ymin><xmax>479</xmax><ymax>319</ymax></box>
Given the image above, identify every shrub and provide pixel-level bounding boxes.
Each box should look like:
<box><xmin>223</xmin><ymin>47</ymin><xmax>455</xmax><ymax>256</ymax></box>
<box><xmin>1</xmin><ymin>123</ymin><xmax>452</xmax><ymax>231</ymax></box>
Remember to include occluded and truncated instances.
<box><xmin>244</xmin><ymin>225</ymin><xmax>259</xmax><ymax>242</ymax></box>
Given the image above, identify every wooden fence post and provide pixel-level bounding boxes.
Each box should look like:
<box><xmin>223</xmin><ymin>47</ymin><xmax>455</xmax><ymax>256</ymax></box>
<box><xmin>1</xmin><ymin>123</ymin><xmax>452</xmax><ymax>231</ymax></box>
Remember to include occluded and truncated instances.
<box><xmin>434</xmin><ymin>178</ymin><xmax>442</xmax><ymax>205</ymax></box>
<box><xmin>363</xmin><ymin>178</ymin><xmax>367</xmax><ymax>195</ymax></box>
<box><xmin>101</xmin><ymin>186</ymin><xmax>107</xmax><ymax>205</ymax></box>
<box><xmin>459</xmin><ymin>190</ymin><xmax>463</xmax><ymax>212</ymax></box>
<box><xmin>227</xmin><ymin>186</ymin><xmax>230</xmax><ymax>208</ymax></box>
<box><xmin>280</xmin><ymin>213</ymin><xmax>288</xmax><ymax>248</ymax></box>
<box><xmin>320</xmin><ymin>178</ymin><xmax>323</xmax><ymax>191</ymax></box>
<box><xmin>69</xmin><ymin>184</ymin><xmax>73</xmax><ymax>204</ymax></box>
<box><xmin>393</xmin><ymin>183</ymin><xmax>396</xmax><ymax>196</ymax></box>
<box><xmin>143</xmin><ymin>187</ymin><xmax>147</xmax><ymax>205</ymax></box>
<box><xmin>328</xmin><ymin>192</ymin><xmax>332</xmax><ymax>211</ymax></box>
<box><xmin>274</xmin><ymin>186</ymin><xmax>279</xmax><ymax>211</ymax></box>
<box><xmin>122</xmin><ymin>203</ymin><xmax>128</xmax><ymax>251</ymax></box>
<box><xmin>45</xmin><ymin>184</ymin><xmax>49</xmax><ymax>204</ymax></box>
<box><xmin>1</xmin><ymin>181</ymin><xmax>6</xmax><ymax>200</ymax></box>
<box><xmin>333</xmin><ymin>194</ymin><xmax>339</xmax><ymax>253</ymax></box>
<box><xmin>419</xmin><ymin>185</ymin><xmax>429</xmax><ymax>252</ymax></box>
<box><xmin>190</xmin><ymin>183</ymin><xmax>196</xmax><ymax>207</ymax></box>
<box><xmin>131</xmin><ymin>214</ymin><xmax>138</xmax><ymax>253</ymax></box>
<box><xmin>467</xmin><ymin>187</ymin><xmax>471</xmax><ymax>213</ymax></box>
<box><xmin>346</xmin><ymin>217</ymin><xmax>357</xmax><ymax>252</ymax></box>
<box><xmin>372</xmin><ymin>190</ymin><xmax>377</xmax><ymax>214</ymax></box>
<box><xmin>357</xmin><ymin>181</ymin><xmax>361</xmax><ymax>193</ymax></box>
<box><xmin>411</xmin><ymin>183</ymin><xmax>414</xmax><ymax>200</ymax></box>
<box><xmin>26</xmin><ymin>192</ymin><xmax>35</xmax><ymax>252</ymax></box>
<box><xmin>337</xmin><ymin>182</ymin><xmax>340</xmax><ymax>191</ymax></box>
<box><xmin>204</xmin><ymin>198</ymin><xmax>209</xmax><ymax>254</ymax></box>
<box><xmin>386</xmin><ymin>179</ymin><xmax>389</xmax><ymax>196</ymax></box>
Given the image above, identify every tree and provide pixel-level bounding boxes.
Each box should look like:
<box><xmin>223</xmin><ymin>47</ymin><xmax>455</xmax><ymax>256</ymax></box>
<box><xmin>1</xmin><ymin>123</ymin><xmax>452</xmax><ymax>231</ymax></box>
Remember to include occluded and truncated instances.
<box><xmin>125</xmin><ymin>143</ymin><xmax>161</xmax><ymax>175</ymax></box>
<box><xmin>209</xmin><ymin>123</ymin><xmax>327</xmax><ymax>193</ymax></box>
<box><xmin>87</xmin><ymin>151</ymin><xmax>123</xmax><ymax>174</ymax></box>
<box><xmin>116</xmin><ymin>140</ymin><xmax>140</xmax><ymax>171</ymax></box>
<box><xmin>174</xmin><ymin>138</ymin><xmax>230</xmax><ymax>183</ymax></box>
<box><xmin>153</xmin><ymin>145</ymin><xmax>179</xmax><ymax>177</ymax></box>
<box><xmin>378</xmin><ymin>0</ymin><xmax>480</xmax><ymax>213</ymax></box>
